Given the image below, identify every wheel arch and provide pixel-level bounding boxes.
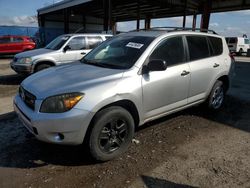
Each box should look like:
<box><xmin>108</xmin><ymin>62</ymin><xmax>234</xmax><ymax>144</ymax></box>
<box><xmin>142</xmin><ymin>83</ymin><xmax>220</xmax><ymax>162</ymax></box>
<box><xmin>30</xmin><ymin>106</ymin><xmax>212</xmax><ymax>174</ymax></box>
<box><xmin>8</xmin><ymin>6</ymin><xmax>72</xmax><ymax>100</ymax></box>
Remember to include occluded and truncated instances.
<box><xmin>83</xmin><ymin>99</ymin><xmax>140</xmax><ymax>145</ymax></box>
<box><xmin>92</xmin><ymin>99</ymin><xmax>140</xmax><ymax>128</ymax></box>
<box><xmin>217</xmin><ymin>75</ymin><xmax>229</xmax><ymax>92</ymax></box>
<box><xmin>33</xmin><ymin>60</ymin><xmax>56</xmax><ymax>72</ymax></box>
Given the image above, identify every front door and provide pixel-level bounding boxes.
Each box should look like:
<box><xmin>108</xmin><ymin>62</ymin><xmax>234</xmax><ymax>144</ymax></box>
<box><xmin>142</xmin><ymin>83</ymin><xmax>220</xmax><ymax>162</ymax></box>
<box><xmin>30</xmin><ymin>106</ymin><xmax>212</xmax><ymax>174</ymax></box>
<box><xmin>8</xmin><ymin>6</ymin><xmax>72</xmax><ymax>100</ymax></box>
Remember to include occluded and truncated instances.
<box><xmin>142</xmin><ymin>36</ymin><xmax>190</xmax><ymax>120</ymax></box>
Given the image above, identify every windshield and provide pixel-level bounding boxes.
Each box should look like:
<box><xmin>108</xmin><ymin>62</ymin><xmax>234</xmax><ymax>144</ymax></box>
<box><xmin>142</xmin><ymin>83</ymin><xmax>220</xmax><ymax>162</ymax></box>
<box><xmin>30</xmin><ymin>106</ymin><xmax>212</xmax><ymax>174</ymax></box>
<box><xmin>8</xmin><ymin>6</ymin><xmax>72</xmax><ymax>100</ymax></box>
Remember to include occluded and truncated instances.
<box><xmin>81</xmin><ymin>35</ymin><xmax>154</xmax><ymax>69</ymax></box>
<box><xmin>45</xmin><ymin>35</ymin><xmax>70</xmax><ymax>50</ymax></box>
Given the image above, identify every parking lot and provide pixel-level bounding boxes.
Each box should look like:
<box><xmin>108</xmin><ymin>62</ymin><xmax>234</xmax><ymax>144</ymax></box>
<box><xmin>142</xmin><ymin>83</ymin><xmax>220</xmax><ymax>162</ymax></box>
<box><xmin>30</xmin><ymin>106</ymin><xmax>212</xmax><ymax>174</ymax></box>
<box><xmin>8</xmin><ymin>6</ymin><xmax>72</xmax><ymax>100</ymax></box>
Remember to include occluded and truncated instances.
<box><xmin>0</xmin><ymin>57</ymin><xmax>249</xmax><ymax>187</ymax></box>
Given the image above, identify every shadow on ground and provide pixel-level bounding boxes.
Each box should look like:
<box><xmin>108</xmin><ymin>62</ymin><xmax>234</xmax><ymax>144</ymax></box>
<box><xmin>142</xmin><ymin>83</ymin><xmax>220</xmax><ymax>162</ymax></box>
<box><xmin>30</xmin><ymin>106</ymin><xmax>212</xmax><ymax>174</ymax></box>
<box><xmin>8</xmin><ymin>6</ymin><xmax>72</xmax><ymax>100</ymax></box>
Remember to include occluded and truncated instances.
<box><xmin>0</xmin><ymin>94</ymin><xmax>248</xmax><ymax>170</ymax></box>
<box><xmin>0</xmin><ymin>74</ymin><xmax>26</xmax><ymax>85</ymax></box>
<box><xmin>141</xmin><ymin>175</ymin><xmax>197</xmax><ymax>188</ymax></box>
<box><xmin>0</xmin><ymin>55</ymin><xmax>14</xmax><ymax>59</ymax></box>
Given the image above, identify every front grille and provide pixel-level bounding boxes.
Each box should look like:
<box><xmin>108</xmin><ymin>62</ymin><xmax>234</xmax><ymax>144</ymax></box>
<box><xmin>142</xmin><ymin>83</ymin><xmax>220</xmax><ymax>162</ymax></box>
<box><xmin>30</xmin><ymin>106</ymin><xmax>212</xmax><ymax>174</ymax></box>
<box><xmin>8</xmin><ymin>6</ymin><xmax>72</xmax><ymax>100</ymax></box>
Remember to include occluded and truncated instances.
<box><xmin>19</xmin><ymin>86</ymin><xmax>36</xmax><ymax>110</ymax></box>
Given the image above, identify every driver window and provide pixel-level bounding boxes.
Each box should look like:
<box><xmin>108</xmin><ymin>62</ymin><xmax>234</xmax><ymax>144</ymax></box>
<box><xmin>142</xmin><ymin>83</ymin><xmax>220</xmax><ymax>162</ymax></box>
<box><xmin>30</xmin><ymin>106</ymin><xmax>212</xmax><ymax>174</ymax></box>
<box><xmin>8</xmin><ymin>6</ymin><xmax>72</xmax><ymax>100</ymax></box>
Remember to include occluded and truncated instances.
<box><xmin>67</xmin><ymin>37</ymin><xmax>86</xmax><ymax>50</ymax></box>
<box><xmin>149</xmin><ymin>36</ymin><xmax>185</xmax><ymax>66</ymax></box>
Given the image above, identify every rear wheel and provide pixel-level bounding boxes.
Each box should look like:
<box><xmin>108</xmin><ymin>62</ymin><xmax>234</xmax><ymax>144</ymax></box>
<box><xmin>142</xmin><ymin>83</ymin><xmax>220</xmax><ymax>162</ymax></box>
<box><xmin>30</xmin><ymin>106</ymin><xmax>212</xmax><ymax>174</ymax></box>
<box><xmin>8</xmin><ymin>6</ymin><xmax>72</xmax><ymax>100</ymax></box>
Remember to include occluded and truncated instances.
<box><xmin>35</xmin><ymin>64</ymin><xmax>51</xmax><ymax>72</ymax></box>
<box><xmin>88</xmin><ymin>106</ymin><xmax>134</xmax><ymax>161</ymax></box>
<box><xmin>207</xmin><ymin>80</ymin><xmax>225</xmax><ymax>110</ymax></box>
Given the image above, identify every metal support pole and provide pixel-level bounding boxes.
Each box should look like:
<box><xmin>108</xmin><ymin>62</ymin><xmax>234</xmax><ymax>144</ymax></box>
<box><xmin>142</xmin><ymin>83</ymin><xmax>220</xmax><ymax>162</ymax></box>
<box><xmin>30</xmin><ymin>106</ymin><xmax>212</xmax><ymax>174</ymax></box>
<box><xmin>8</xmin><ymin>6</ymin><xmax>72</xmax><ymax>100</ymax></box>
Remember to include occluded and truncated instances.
<box><xmin>182</xmin><ymin>0</ymin><xmax>187</xmax><ymax>28</ymax></box>
<box><xmin>112</xmin><ymin>22</ymin><xmax>117</xmax><ymax>34</ymax></box>
<box><xmin>82</xmin><ymin>14</ymin><xmax>86</xmax><ymax>32</ymax></box>
<box><xmin>136</xmin><ymin>0</ymin><xmax>140</xmax><ymax>30</ymax></box>
<box><xmin>192</xmin><ymin>13</ymin><xmax>197</xmax><ymax>31</ymax></box>
<box><xmin>38</xmin><ymin>15</ymin><xmax>45</xmax><ymax>28</ymax></box>
<box><xmin>103</xmin><ymin>0</ymin><xmax>109</xmax><ymax>32</ymax></box>
<box><xmin>200</xmin><ymin>0</ymin><xmax>212</xmax><ymax>31</ymax></box>
<box><xmin>183</xmin><ymin>13</ymin><xmax>186</xmax><ymax>28</ymax></box>
<box><xmin>64</xmin><ymin>9</ymin><xmax>69</xmax><ymax>34</ymax></box>
<box><xmin>108</xmin><ymin>0</ymin><xmax>112</xmax><ymax>31</ymax></box>
<box><xmin>145</xmin><ymin>16</ymin><xmax>151</xmax><ymax>30</ymax></box>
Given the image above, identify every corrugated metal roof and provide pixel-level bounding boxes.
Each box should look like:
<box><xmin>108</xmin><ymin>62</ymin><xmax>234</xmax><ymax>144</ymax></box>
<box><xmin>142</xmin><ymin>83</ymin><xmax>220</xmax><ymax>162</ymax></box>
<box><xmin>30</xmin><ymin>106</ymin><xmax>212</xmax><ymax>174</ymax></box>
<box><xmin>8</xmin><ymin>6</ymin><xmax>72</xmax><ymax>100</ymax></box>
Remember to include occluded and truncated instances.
<box><xmin>37</xmin><ymin>0</ymin><xmax>92</xmax><ymax>15</ymax></box>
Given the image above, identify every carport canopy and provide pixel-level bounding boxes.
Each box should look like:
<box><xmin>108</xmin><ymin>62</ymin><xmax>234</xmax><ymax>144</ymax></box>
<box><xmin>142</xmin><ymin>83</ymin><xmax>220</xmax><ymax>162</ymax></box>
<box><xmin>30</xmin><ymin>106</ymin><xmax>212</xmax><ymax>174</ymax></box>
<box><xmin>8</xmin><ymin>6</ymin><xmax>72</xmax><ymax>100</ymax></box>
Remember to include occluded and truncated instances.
<box><xmin>37</xmin><ymin>0</ymin><xmax>250</xmax><ymax>33</ymax></box>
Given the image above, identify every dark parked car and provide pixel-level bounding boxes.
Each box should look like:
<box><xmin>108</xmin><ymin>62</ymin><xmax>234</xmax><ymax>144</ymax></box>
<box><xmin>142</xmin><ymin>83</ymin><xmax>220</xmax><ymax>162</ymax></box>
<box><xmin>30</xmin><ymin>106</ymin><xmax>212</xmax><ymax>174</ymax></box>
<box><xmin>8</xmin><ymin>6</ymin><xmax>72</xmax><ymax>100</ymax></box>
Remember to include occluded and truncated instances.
<box><xmin>0</xmin><ymin>35</ymin><xmax>36</xmax><ymax>55</ymax></box>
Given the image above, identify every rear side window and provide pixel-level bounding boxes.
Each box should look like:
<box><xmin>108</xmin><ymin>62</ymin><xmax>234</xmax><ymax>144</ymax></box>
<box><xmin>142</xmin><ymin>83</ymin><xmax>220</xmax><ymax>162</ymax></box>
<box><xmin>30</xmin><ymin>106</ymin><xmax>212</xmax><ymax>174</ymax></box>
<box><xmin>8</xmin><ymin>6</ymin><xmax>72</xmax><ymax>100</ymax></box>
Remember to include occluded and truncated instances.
<box><xmin>67</xmin><ymin>37</ymin><xmax>86</xmax><ymax>50</ymax></box>
<box><xmin>150</xmin><ymin>36</ymin><xmax>185</xmax><ymax>66</ymax></box>
<box><xmin>13</xmin><ymin>37</ymin><xmax>23</xmax><ymax>42</ymax></box>
<box><xmin>244</xmin><ymin>39</ymin><xmax>250</xmax><ymax>44</ymax></box>
<box><xmin>228</xmin><ymin>38</ymin><xmax>237</xmax><ymax>43</ymax></box>
<box><xmin>87</xmin><ymin>36</ymin><xmax>103</xmax><ymax>49</ymax></box>
<box><xmin>208</xmin><ymin>36</ymin><xmax>223</xmax><ymax>56</ymax></box>
<box><xmin>0</xmin><ymin>37</ymin><xmax>11</xmax><ymax>44</ymax></box>
<box><xmin>105</xmin><ymin>36</ymin><xmax>113</xmax><ymax>40</ymax></box>
<box><xmin>186</xmin><ymin>36</ymin><xmax>210</xmax><ymax>61</ymax></box>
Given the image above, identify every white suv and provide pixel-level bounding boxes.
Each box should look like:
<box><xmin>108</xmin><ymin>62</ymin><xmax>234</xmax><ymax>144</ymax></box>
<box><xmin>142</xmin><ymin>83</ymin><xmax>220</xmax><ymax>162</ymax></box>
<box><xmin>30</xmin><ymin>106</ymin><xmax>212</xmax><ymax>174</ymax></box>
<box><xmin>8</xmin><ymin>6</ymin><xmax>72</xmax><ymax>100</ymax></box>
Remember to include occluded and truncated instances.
<box><xmin>10</xmin><ymin>33</ymin><xmax>112</xmax><ymax>74</ymax></box>
<box><xmin>226</xmin><ymin>37</ymin><xmax>250</xmax><ymax>55</ymax></box>
<box><xmin>14</xmin><ymin>29</ymin><xmax>234</xmax><ymax>161</ymax></box>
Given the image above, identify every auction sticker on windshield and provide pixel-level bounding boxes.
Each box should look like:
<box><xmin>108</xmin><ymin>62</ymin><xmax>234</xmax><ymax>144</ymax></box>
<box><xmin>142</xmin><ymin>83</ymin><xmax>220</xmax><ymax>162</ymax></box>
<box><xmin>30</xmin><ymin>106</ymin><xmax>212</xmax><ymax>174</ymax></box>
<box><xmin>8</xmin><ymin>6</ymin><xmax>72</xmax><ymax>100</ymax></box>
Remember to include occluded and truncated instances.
<box><xmin>126</xmin><ymin>42</ymin><xmax>144</xmax><ymax>49</ymax></box>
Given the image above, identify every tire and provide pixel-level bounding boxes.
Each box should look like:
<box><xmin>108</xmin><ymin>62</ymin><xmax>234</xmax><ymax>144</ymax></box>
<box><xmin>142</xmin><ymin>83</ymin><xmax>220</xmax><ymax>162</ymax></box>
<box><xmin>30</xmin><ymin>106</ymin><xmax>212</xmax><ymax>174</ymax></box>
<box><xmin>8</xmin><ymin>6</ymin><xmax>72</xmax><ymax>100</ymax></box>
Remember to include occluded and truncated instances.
<box><xmin>239</xmin><ymin>49</ymin><xmax>243</xmax><ymax>56</ymax></box>
<box><xmin>207</xmin><ymin>80</ymin><xmax>225</xmax><ymax>110</ymax></box>
<box><xmin>88</xmin><ymin>106</ymin><xmax>134</xmax><ymax>161</ymax></box>
<box><xmin>35</xmin><ymin>64</ymin><xmax>51</xmax><ymax>72</ymax></box>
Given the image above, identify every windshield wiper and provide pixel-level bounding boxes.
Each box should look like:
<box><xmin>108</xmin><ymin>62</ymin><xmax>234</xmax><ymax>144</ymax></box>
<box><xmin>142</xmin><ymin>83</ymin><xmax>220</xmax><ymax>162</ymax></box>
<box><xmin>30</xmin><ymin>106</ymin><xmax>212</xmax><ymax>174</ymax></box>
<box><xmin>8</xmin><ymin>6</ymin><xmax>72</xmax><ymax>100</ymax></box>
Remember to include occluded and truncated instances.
<box><xmin>82</xmin><ymin>59</ymin><xmax>125</xmax><ymax>69</ymax></box>
<box><xmin>82</xmin><ymin>59</ymin><xmax>107</xmax><ymax>68</ymax></box>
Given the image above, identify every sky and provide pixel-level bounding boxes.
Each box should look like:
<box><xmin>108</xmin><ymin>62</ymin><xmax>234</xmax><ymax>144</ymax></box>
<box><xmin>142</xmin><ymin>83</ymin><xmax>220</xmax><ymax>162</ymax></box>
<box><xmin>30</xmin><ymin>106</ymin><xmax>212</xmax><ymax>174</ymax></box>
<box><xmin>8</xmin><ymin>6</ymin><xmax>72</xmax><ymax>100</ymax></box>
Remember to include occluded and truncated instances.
<box><xmin>0</xmin><ymin>0</ymin><xmax>62</xmax><ymax>26</ymax></box>
<box><xmin>0</xmin><ymin>0</ymin><xmax>250</xmax><ymax>37</ymax></box>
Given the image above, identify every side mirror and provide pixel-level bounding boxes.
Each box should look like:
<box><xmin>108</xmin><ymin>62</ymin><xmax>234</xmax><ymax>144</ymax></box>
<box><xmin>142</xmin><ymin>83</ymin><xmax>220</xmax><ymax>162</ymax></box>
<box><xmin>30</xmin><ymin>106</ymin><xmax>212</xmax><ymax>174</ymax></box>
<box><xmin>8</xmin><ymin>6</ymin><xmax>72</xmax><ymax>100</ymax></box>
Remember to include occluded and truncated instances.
<box><xmin>142</xmin><ymin>59</ymin><xmax>167</xmax><ymax>74</ymax></box>
<box><xmin>63</xmin><ymin>45</ymin><xmax>71</xmax><ymax>53</ymax></box>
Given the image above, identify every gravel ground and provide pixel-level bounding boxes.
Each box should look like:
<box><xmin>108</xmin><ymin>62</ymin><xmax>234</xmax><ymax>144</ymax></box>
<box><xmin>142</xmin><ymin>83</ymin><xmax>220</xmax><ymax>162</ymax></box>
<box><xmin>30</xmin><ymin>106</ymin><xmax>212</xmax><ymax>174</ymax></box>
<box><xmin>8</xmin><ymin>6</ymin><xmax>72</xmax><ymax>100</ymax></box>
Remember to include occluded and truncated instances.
<box><xmin>0</xmin><ymin>58</ymin><xmax>249</xmax><ymax>188</ymax></box>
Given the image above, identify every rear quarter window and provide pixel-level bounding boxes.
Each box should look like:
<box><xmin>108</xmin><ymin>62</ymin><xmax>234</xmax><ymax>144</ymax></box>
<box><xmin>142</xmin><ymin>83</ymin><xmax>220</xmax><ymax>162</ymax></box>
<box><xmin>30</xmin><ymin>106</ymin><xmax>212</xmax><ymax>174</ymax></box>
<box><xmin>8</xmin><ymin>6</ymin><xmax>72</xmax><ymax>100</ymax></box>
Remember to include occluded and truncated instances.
<box><xmin>228</xmin><ymin>38</ymin><xmax>237</xmax><ymax>43</ymax></box>
<box><xmin>13</xmin><ymin>37</ymin><xmax>24</xmax><ymax>42</ymax></box>
<box><xmin>87</xmin><ymin>36</ymin><xmax>103</xmax><ymax>49</ymax></box>
<box><xmin>208</xmin><ymin>36</ymin><xmax>223</xmax><ymax>56</ymax></box>
<box><xmin>186</xmin><ymin>35</ymin><xmax>210</xmax><ymax>61</ymax></box>
<box><xmin>0</xmin><ymin>37</ymin><xmax>11</xmax><ymax>44</ymax></box>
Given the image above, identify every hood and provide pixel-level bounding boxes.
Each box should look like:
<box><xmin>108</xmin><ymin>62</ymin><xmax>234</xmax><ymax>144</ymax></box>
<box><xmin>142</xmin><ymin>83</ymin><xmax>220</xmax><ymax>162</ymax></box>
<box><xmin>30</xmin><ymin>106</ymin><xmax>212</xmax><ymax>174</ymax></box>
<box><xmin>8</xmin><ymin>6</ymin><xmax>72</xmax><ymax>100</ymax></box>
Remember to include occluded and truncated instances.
<box><xmin>15</xmin><ymin>48</ymin><xmax>54</xmax><ymax>58</ymax></box>
<box><xmin>21</xmin><ymin>62</ymin><xmax>124</xmax><ymax>99</ymax></box>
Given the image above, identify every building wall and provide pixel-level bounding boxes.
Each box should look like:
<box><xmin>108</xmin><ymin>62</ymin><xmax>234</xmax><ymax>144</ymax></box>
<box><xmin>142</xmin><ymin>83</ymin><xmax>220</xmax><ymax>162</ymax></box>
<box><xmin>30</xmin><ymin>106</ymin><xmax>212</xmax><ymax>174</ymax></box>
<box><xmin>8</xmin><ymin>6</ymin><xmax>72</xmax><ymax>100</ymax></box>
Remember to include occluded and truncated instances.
<box><xmin>40</xmin><ymin>14</ymin><xmax>104</xmax><ymax>45</ymax></box>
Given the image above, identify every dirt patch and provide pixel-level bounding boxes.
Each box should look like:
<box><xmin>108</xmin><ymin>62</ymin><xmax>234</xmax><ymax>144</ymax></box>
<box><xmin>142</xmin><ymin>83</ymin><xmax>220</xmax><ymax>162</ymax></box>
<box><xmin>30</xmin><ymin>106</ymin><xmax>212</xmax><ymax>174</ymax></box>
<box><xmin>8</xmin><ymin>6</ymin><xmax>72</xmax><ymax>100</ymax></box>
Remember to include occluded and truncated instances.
<box><xmin>0</xmin><ymin>96</ymin><xmax>249</xmax><ymax>188</ymax></box>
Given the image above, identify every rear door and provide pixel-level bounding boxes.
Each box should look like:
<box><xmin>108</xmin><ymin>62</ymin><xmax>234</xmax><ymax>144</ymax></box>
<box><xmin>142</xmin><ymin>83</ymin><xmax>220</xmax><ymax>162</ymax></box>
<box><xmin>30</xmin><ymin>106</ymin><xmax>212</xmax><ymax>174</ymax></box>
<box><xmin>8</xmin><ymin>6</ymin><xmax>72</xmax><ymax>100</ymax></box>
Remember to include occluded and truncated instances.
<box><xmin>142</xmin><ymin>36</ymin><xmax>190</xmax><ymax>119</ymax></box>
<box><xmin>186</xmin><ymin>35</ymin><xmax>223</xmax><ymax>103</ymax></box>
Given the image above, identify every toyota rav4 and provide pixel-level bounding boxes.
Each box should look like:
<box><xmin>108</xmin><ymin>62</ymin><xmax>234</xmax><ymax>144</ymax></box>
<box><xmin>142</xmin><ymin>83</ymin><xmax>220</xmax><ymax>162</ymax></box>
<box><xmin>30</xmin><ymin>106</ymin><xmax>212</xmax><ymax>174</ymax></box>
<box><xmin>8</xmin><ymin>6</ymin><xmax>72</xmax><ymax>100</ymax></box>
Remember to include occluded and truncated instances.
<box><xmin>14</xmin><ymin>29</ymin><xmax>234</xmax><ymax>161</ymax></box>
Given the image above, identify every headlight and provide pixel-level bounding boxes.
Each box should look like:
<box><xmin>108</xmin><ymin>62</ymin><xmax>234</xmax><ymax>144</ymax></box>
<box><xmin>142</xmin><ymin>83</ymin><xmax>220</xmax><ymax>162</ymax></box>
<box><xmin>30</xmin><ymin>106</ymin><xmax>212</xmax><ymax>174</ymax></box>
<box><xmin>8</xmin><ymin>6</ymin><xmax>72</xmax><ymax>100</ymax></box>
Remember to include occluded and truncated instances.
<box><xmin>40</xmin><ymin>93</ymin><xmax>84</xmax><ymax>113</ymax></box>
<box><xmin>18</xmin><ymin>57</ymin><xmax>32</xmax><ymax>64</ymax></box>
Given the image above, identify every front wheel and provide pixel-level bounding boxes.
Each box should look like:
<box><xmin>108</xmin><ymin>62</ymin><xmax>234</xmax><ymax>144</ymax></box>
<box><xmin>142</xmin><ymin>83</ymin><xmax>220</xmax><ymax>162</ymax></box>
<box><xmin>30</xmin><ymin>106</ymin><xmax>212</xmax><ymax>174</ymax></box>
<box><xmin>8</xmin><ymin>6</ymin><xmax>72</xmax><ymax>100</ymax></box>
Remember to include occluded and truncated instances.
<box><xmin>88</xmin><ymin>106</ymin><xmax>134</xmax><ymax>161</ymax></box>
<box><xmin>207</xmin><ymin>80</ymin><xmax>225</xmax><ymax>110</ymax></box>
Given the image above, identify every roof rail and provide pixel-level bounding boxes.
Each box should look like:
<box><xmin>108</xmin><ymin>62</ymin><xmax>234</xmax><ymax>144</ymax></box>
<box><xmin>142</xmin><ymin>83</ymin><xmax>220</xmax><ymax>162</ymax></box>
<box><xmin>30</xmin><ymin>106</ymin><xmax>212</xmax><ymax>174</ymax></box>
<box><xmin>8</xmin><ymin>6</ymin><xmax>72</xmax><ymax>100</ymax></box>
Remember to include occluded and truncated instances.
<box><xmin>132</xmin><ymin>27</ymin><xmax>218</xmax><ymax>35</ymax></box>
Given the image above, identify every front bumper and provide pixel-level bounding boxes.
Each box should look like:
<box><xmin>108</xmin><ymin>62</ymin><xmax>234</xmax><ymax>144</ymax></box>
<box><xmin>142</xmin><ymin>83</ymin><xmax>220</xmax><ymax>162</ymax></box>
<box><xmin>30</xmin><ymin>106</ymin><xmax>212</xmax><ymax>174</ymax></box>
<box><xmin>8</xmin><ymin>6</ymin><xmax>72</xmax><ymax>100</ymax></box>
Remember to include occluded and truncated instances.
<box><xmin>10</xmin><ymin>61</ymin><xmax>32</xmax><ymax>74</ymax></box>
<box><xmin>14</xmin><ymin>94</ymin><xmax>94</xmax><ymax>145</ymax></box>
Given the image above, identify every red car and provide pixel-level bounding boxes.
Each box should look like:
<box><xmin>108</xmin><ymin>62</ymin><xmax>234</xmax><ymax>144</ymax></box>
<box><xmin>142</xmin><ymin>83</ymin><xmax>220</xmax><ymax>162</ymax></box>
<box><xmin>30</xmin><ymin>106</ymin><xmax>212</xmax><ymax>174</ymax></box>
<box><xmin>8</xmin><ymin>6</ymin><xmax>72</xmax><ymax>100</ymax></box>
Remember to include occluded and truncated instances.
<box><xmin>0</xmin><ymin>35</ymin><xmax>36</xmax><ymax>54</ymax></box>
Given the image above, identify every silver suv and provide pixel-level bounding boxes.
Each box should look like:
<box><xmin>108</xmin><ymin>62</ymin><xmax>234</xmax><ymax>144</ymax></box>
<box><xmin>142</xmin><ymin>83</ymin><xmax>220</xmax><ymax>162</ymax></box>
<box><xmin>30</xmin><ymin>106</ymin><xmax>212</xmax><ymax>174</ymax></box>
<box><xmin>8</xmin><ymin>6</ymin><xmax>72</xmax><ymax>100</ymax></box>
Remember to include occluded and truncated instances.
<box><xmin>14</xmin><ymin>30</ymin><xmax>233</xmax><ymax>161</ymax></box>
<box><xmin>10</xmin><ymin>33</ymin><xmax>112</xmax><ymax>74</ymax></box>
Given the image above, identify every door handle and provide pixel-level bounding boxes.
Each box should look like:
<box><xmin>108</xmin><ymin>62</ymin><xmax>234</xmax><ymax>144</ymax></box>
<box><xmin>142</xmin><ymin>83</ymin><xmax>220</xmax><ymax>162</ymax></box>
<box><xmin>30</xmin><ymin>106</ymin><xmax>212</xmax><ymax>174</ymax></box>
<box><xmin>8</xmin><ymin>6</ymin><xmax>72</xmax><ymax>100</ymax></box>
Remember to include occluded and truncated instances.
<box><xmin>181</xmin><ymin>70</ymin><xmax>190</xmax><ymax>76</ymax></box>
<box><xmin>81</xmin><ymin>52</ymin><xmax>86</xmax><ymax>55</ymax></box>
<box><xmin>213</xmin><ymin>63</ymin><xmax>220</xmax><ymax>68</ymax></box>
